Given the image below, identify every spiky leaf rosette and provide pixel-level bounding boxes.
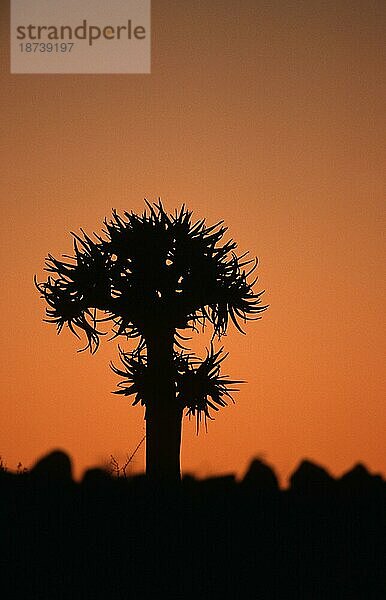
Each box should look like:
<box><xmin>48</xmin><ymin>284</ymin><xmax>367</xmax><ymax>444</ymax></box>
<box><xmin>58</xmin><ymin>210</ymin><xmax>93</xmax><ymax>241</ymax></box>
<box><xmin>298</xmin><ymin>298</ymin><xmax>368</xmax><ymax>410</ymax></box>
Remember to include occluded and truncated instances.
<box><xmin>36</xmin><ymin>202</ymin><xmax>267</xmax><ymax>352</ymax></box>
<box><xmin>34</xmin><ymin>231</ymin><xmax>112</xmax><ymax>352</ymax></box>
<box><xmin>111</xmin><ymin>346</ymin><xmax>150</xmax><ymax>407</ymax></box>
<box><xmin>112</xmin><ymin>345</ymin><xmax>242</xmax><ymax>432</ymax></box>
<box><xmin>176</xmin><ymin>346</ymin><xmax>242</xmax><ymax>432</ymax></box>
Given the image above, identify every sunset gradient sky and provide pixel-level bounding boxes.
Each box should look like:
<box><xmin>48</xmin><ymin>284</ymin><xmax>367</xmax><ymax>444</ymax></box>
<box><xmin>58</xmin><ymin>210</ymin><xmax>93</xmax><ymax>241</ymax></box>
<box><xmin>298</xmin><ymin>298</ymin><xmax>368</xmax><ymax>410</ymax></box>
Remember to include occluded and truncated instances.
<box><xmin>0</xmin><ymin>1</ymin><xmax>385</xmax><ymax>484</ymax></box>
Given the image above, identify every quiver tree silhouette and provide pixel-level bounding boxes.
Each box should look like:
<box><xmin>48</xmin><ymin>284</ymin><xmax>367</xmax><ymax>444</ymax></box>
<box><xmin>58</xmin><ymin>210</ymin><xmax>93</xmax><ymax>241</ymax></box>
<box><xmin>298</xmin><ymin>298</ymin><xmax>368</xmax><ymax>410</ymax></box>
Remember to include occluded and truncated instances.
<box><xmin>36</xmin><ymin>202</ymin><xmax>267</xmax><ymax>481</ymax></box>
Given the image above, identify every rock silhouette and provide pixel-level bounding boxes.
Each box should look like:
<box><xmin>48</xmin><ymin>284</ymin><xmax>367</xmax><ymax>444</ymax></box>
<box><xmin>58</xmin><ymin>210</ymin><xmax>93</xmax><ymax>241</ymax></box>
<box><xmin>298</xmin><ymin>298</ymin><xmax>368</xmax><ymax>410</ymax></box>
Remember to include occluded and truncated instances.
<box><xmin>289</xmin><ymin>459</ymin><xmax>335</xmax><ymax>494</ymax></box>
<box><xmin>241</xmin><ymin>457</ymin><xmax>279</xmax><ymax>493</ymax></box>
<box><xmin>29</xmin><ymin>449</ymin><xmax>73</xmax><ymax>484</ymax></box>
<box><xmin>339</xmin><ymin>462</ymin><xmax>385</xmax><ymax>494</ymax></box>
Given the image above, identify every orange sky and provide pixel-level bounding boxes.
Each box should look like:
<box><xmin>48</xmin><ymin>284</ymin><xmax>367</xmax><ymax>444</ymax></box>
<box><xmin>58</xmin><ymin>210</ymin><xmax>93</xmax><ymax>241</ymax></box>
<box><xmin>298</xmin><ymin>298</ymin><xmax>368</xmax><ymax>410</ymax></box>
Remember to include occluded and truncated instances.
<box><xmin>0</xmin><ymin>1</ymin><xmax>385</xmax><ymax>485</ymax></box>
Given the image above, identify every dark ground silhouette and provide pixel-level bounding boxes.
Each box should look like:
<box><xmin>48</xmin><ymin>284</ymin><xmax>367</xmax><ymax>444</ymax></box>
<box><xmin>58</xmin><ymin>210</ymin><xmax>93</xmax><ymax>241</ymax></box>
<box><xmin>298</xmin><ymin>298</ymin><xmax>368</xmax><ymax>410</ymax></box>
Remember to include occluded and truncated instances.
<box><xmin>1</xmin><ymin>451</ymin><xmax>385</xmax><ymax>599</ymax></box>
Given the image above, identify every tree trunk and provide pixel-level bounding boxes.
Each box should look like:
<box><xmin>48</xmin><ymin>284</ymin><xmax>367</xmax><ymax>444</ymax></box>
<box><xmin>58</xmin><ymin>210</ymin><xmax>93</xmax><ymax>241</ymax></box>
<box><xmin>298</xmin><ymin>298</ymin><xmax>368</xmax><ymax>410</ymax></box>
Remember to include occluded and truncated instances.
<box><xmin>145</xmin><ymin>332</ymin><xmax>182</xmax><ymax>482</ymax></box>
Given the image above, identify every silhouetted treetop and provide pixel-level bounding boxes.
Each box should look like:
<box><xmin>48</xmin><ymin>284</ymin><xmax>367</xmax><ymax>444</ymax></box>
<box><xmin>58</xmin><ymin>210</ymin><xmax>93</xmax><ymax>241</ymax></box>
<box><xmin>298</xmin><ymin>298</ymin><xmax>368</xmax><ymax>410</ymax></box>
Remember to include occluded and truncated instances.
<box><xmin>35</xmin><ymin>202</ymin><xmax>267</xmax><ymax>353</ymax></box>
